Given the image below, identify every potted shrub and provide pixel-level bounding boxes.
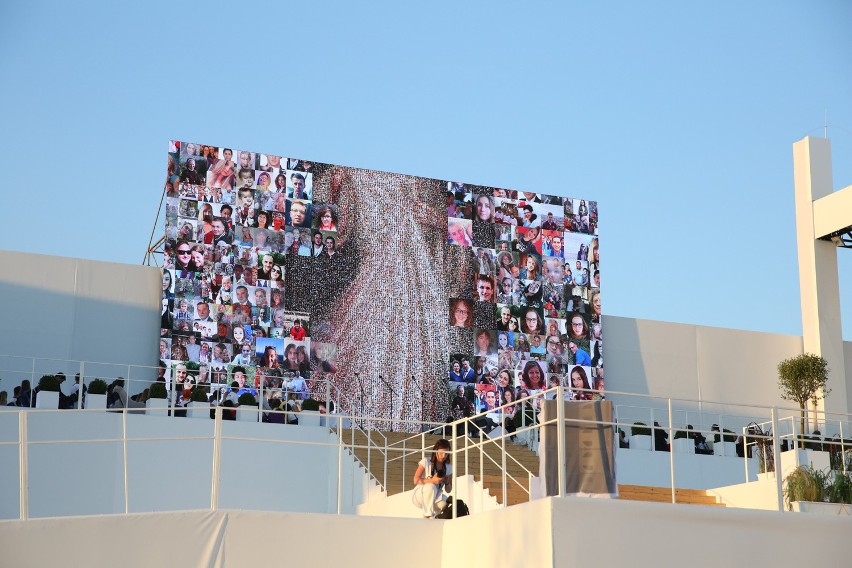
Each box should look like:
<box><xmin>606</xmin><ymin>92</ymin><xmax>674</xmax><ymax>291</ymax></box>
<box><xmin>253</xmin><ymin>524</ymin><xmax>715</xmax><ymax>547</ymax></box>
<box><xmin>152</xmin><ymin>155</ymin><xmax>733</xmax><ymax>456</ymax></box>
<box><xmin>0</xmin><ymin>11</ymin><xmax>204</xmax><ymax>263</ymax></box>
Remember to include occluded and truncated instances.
<box><xmin>826</xmin><ymin>470</ymin><xmax>852</xmax><ymax>505</ymax></box>
<box><xmin>629</xmin><ymin>422</ymin><xmax>652</xmax><ymax>451</ymax></box>
<box><xmin>672</xmin><ymin>429</ymin><xmax>693</xmax><ymax>454</ymax></box>
<box><xmin>36</xmin><ymin>375</ymin><xmax>61</xmax><ymax>409</ymax></box>
<box><xmin>299</xmin><ymin>398</ymin><xmax>322</xmax><ymax>427</ymax></box>
<box><xmin>146</xmin><ymin>382</ymin><xmax>169</xmax><ymax>416</ymax></box>
<box><xmin>85</xmin><ymin>379</ymin><xmax>109</xmax><ymax>410</ymax></box>
<box><xmin>237</xmin><ymin>392</ymin><xmax>259</xmax><ymax>422</ymax></box>
<box><xmin>187</xmin><ymin>387</ymin><xmax>210</xmax><ymax>419</ymax></box>
<box><xmin>777</xmin><ymin>353</ymin><xmax>829</xmax><ymax>439</ymax></box>
<box><xmin>785</xmin><ymin>466</ymin><xmax>852</xmax><ymax>514</ymax></box>
<box><xmin>714</xmin><ymin>428</ymin><xmax>737</xmax><ymax>457</ymax></box>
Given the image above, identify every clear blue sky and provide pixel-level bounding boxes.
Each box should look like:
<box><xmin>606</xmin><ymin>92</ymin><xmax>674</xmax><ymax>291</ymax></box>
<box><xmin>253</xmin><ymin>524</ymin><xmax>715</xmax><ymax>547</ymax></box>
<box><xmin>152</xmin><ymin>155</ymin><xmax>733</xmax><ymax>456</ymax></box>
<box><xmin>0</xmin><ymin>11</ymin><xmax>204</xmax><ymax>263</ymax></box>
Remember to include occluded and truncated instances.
<box><xmin>1</xmin><ymin>1</ymin><xmax>850</xmax><ymax>338</ymax></box>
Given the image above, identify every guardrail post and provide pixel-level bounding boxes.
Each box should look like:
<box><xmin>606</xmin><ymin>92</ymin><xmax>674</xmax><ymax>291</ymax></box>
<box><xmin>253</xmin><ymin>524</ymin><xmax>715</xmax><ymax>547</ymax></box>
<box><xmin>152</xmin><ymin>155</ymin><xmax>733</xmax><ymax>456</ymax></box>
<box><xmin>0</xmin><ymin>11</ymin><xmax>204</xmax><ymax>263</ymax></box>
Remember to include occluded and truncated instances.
<box><xmin>501</xmin><ymin>406</ymin><xmax>507</xmax><ymax>508</ymax></box>
<box><xmin>556</xmin><ymin>385</ymin><xmax>565</xmax><ymax>498</ymax></box>
<box><xmin>337</xmin><ymin>414</ymin><xmax>343</xmax><ymax>515</ymax></box>
<box><xmin>79</xmin><ymin>361</ymin><xmax>85</xmax><ymax>411</ymax></box>
<box><xmin>123</xmin><ymin>407</ymin><xmax>129</xmax><ymax>514</ymax></box>
<box><xmin>451</xmin><ymin>433</ymin><xmax>458</xmax><ymax>519</ymax></box>
<box><xmin>771</xmin><ymin>407</ymin><xmax>783</xmax><ymax>512</ymax></box>
<box><xmin>210</xmin><ymin>405</ymin><xmax>222</xmax><ymax>510</ymax></box>
<box><xmin>668</xmin><ymin>398</ymin><xmax>675</xmax><ymax>503</ymax></box>
<box><xmin>18</xmin><ymin>410</ymin><xmax>28</xmax><ymax>520</ymax></box>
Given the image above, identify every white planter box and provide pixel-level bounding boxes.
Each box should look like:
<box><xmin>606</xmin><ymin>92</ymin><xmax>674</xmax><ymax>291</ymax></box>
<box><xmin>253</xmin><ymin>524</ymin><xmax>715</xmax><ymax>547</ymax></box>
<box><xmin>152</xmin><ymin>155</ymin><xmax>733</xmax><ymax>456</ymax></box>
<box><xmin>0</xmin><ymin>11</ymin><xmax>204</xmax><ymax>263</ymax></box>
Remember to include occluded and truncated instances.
<box><xmin>146</xmin><ymin>398</ymin><xmax>170</xmax><ymax>416</ymax></box>
<box><xmin>187</xmin><ymin>401</ymin><xmax>210</xmax><ymax>419</ymax></box>
<box><xmin>85</xmin><ymin>393</ymin><xmax>108</xmax><ymax>410</ymax></box>
<box><xmin>714</xmin><ymin>441</ymin><xmax>737</xmax><ymax>457</ymax></box>
<box><xmin>791</xmin><ymin>501</ymin><xmax>852</xmax><ymax>515</ymax></box>
<box><xmin>672</xmin><ymin>438</ymin><xmax>694</xmax><ymax>454</ymax></box>
<box><xmin>629</xmin><ymin>435</ymin><xmax>652</xmax><ymax>451</ymax></box>
<box><xmin>299</xmin><ymin>410</ymin><xmax>321</xmax><ymax>427</ymax></box>
<box><xmin>36</xmin><ymin>391</ymin><xmax>59</xmax><ymax>410</ymax></box>
<box><xmin>237</xmin><ymin>406</ymin><xmax>259</xmax><ymax>422</ymax></box>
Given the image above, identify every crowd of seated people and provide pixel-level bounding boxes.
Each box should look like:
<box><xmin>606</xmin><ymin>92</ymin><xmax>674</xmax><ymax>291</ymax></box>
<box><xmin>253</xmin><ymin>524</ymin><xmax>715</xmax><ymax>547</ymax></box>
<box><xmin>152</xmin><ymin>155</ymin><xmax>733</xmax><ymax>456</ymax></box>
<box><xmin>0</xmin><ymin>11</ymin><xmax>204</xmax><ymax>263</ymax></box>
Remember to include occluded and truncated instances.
<box><xmin>1</xmin><ymin>372</ymin><xmax>328</xmax><ymax>426</ymax></box>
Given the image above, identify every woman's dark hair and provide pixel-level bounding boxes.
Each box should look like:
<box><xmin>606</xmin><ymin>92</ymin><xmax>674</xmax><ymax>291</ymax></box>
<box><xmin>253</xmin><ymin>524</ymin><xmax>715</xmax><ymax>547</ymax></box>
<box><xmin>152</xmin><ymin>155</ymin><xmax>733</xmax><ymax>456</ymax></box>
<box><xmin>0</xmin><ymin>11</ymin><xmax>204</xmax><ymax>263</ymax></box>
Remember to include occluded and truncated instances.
<box><xmin>431</xmin><ymin>438</ymin><xmax>451</xmax><ymax>473</ymax></box>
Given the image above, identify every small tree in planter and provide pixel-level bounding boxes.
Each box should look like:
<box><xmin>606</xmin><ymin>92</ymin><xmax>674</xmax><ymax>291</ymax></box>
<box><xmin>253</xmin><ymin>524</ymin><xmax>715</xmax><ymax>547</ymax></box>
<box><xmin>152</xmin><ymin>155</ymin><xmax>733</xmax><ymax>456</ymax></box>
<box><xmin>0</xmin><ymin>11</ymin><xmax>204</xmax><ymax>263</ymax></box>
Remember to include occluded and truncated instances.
<box><xmin>146</xmin><ymin>382</ymin><xmax>169</xmax><ymax>415</ymax></box>
<box><xmin>85</xmin><ymin>378</ymin><xmax>109</xmax><ymax>410</ymax></box>
<box><xmin>38</xmin><ymin>375</ymin><xmax>61</xmax><ymax>392</ymax></box>
<box><xmin>187</xmin><ymin>387</ymin><xmax>210</xmax><ymax>419</ymax></box>
<box><xmin>300</xmin><ymin>398</ymin><xmax>322</xmax><ymax>427</ymax></box>
<box><xmin>826</xmin><ymin>471</ymin><xmax>852</xmax><ymax>505</ymax></box>
<box><xmin>36</xmin><ymin>375</ymin><xmax>61</xmax><ymax>409</ymax></box>
<box><xmin>672</xmin><ymin>429</ymin><xmax>693</xmax><ymax>453</ymax></box>
<box><xmin>629</xmin><ymin>422</ymin><xmax>652</xmax><ymax>451</ymax></box>
<box><xmin>714</xmin><ymin>428</ymin><xmax>737</xmax><ymax>443</ymax></box>
<box><xmin>778</xmin><ymin>353</ymin><xmax>830</xmax><ymax>438</ymax></box>
<box><xmin>631</xmin><ymin>422</ymin><xmax>651</xmax><ymax>436</ymax></box>
<box><xmin>237</xmin><ymin>392</ymin><xmax>259</xmax><ymax>422</ymax></box>
<box><xmin>148</xmin><ymin>382</ymin><xmax>167</xmax><ymax>399</ymax></box>
<box><xmin>190</xmin><ymin>388</ymin><xmax>210</xmax><ymax>403</ymax></box>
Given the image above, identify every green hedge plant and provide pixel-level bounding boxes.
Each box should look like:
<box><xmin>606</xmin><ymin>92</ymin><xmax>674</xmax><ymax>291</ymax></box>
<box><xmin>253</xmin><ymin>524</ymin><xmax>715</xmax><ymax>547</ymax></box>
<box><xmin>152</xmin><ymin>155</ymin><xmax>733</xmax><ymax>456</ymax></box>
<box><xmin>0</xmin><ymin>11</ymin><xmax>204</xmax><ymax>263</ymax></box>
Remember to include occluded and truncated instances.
<box><xmin>148</xmin><ymin>382</ymin><xmax>167</xmax><ymax>399</ymax></box>
<box><xmin>88</xmin><ymin>379</ymin><xmax>108</xmax><ymax>395</ymax></box>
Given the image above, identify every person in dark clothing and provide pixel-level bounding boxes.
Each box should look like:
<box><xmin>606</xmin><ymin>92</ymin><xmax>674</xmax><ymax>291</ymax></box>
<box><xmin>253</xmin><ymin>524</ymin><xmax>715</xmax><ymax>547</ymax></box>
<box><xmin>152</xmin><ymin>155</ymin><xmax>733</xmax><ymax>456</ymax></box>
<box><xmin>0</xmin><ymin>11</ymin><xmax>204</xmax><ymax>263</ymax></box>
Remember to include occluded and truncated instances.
<box><xmin>653</xmin><ymin>421</ymin><xmax>669</xmax><ymax>452</ymax></box>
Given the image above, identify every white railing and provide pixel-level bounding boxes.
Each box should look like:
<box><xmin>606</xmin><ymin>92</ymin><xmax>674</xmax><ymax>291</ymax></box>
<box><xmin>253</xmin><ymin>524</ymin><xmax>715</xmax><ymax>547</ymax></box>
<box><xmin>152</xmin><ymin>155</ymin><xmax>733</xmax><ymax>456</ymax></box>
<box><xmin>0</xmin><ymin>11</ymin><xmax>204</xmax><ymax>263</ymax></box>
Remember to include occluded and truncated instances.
<box><xmin>6</xmin><ymin>354</ymin><xmax>852</xmax><ymax>520</ymax></box>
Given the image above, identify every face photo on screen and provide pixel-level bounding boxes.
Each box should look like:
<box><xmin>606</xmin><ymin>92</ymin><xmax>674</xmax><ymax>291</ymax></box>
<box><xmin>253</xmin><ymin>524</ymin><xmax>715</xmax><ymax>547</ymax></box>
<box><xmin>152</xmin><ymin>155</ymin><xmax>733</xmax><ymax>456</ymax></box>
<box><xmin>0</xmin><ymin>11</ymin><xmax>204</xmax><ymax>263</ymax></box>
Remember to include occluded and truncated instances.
<box><xmin>496</xmin><ymin>277</ymin><xmax>517</xmax><ymax>306</ymax></box>
<box><xmin>447</xmin><ymin>187</ymin><xmax>472</xmax><ymax>219</ymax></box>
<box><xmin>494</xmin><ymin>223</ymin><xmax>516</xmax><ymax>246</ymax></box>
<box><xmin>517</xmin><ymin>203</ymin><xmax>540</xmax><ymax>228</ymax></box>
<box><xmin>313</xmin><ymin>203</ymin><xmax>338</xmax><ymax>232</ymax></box>
<box><xmin>513</xmin><ymin>333</ymin><xmax>529</xmax><ymax>353</ymax></box>
<box><xmin>495</xmin><ymin>251</ymin><xmax>518</xmax><ymax>279</ymax></box>
<box><xmin>254</xmin><ymin>171</ymin><xmax>272</xmax><ymax>192</ymax></box>
<box><xmin>448</xmin><ymin>218</ymin><xmax>473</xmax><ymax>247</ymax></box>
<box><xmin>492</xmin><ymin>188</ymin><xmax>518</xmax><ymax>200</ymax></box>
<box><xmin>257</xmin><ymin>153</ymin><xmax>282</xmax><ymax>173</ymax></box>
<box><xmin>519</xmin><ymin>360</ymin><xmax>546</xmax><ymax>391</ymax></box>
<box><xmin>518</xmin><ymin>253</ymin><xmax>541</xmax><ymax>282</ymax></box>
<box><xmin>494</xmin><ymin>198</ymin><xmax>518</xmax><ymax>226</ymax></box>
<box><xmin>516</xmin><ymin>226</ymin><xmax>541</xmax><ymax>255</ymax></box>
<box><xmin>545</xmin><ymin>318</ymin><xmax>564</xmax><ymax>338</ymax></box>
<box><xmin>495</xmin><ymin>304</ymin><xmax>513</xmax><ymax>330</ymax></box>
<box><xmin>474</xmin><ymin>329</ymin><xmax>497</xmax><ymax>357</ymax></box>
<box><xmin>568</xmin><ymin>365</ymin><xmax>594</xmax><ymax>400</ymax></box>
<box><xmin>287</xmin><ymin>199</ymin><xmax>311</xmax><ymax>228</ymax></box>
<box><xmin>474</xmin><ymin>274</ymin><xmax>496</xmax><ymax>303</ymax></box>
<box><xmin>497</xmin><ymin>348</ymin><xmax>519</xmax><ymax>372</ymax></box>
<box><xmin>473</xmin><ymin>194</ymin><xmax>494</xmax><ymax>223</ymax></box>
<box><xmin>272</xmin><ymin>172</ymin><xmax>287</xmax><ymax>193</ymax></box>
<box><xmin>255</xmin><ymin>337</ymin><xmax>284</xmax><ymax>367</ymax></box>
<box><xmin>538</xmin><ymin>203</ymin><xmax>564</xmax><ymax>231</ymax></box>
<box><xmin>521</xmin><ymin>307</ymin><xmax>543</xmax><ymax>335</ymax></box>
<box><xmin>287</xmin><ymin>171</ymin><xmax>312</xmax><ymax>200</ymax></box>
<box><xmin>449</xmin><ymin>298</ymin><xmax>473</xmax><ymax>328</ymax></box>
<box><xmin>497</xmin><ymin>331</ymin><xmax>513</xmax><ymax>351</ymax></box>
<box><xmin>520</xmin><ymin>280</ymin><xmax>542</xmax><ymax>308</ymax></box>
<box><xmin>475</xmin><ymin>384</ymin><xmax>499</xmax><ymax>413</ymax></box>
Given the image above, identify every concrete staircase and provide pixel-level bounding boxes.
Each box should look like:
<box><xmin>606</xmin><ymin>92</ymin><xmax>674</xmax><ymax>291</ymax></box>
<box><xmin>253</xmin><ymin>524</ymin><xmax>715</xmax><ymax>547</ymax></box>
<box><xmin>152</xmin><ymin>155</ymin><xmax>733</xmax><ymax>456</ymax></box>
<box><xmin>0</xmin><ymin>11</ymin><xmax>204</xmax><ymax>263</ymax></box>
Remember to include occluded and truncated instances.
<box><xmin>338</xmin><ymin>429</ymin><xmax>538</xmax><ymax>506</ymax></box>
<box><xmin>339</xmin><ymin>429</ymin><xmax>726</xmax><ymax>509</ymax></box>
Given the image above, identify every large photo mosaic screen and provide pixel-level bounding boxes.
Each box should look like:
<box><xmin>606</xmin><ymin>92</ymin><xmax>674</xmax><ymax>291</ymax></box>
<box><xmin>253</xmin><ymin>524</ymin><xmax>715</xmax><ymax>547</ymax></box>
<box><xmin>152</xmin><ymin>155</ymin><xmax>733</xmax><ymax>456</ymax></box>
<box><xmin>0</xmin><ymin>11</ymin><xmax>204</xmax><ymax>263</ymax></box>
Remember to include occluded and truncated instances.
<box><xmin>160</xmin><ymin>141</ymin><xmax>602</xmax><ymax>425</ymax></box>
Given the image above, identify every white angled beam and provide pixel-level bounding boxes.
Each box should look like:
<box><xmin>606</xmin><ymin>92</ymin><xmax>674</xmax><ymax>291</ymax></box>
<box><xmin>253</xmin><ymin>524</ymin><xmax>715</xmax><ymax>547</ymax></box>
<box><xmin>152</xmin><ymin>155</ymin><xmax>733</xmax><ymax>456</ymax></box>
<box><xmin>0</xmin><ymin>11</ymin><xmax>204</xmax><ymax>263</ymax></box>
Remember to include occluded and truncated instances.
<box><xmin>792</xmin><ymin>136</ymin><xmax>847</xmax><ymax>424</ymax></box>
<box><xmin>813</xmin><ymin>184</ymin><xmax>852</xmax><ymax>240</ymax></box>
